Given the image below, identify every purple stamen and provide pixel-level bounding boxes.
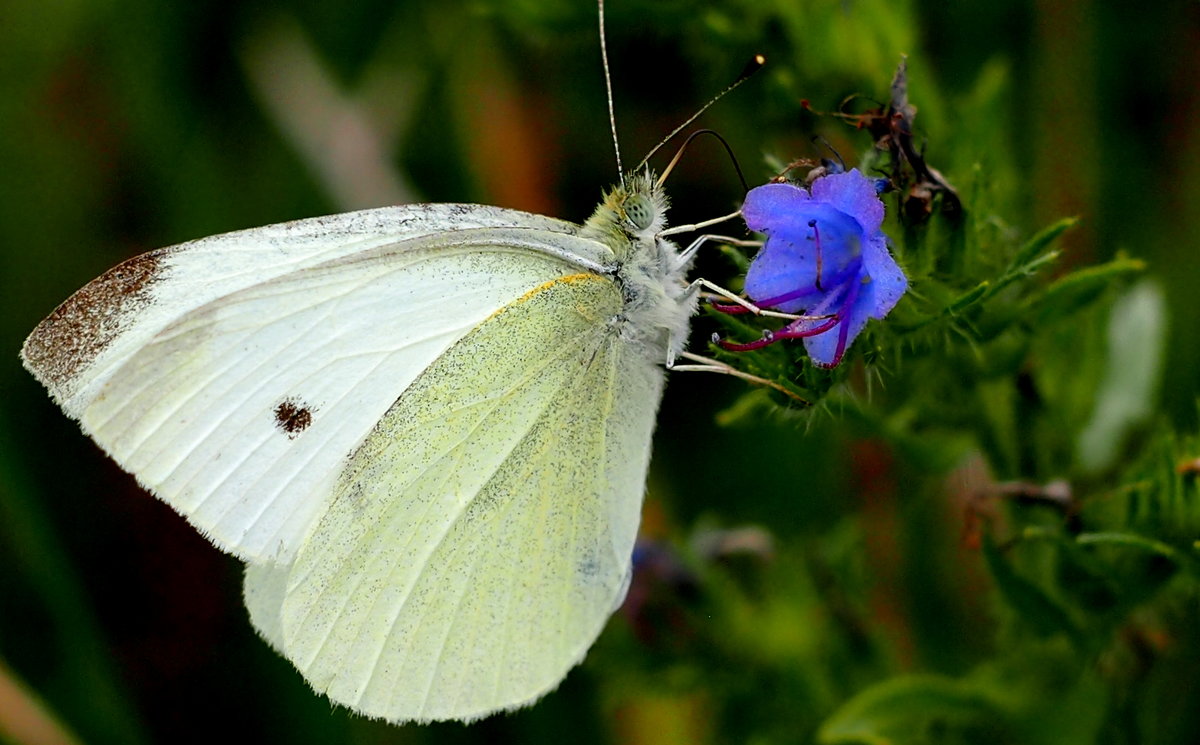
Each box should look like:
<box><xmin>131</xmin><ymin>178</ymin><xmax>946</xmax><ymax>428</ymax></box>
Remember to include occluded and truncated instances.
<box><xmin>716</xmin><ymin>311</ymin><xmax>842</xmax><ymax>352</ymax></box>
<box><xmin>823</xmin><ymin>276</ymin><xmax>862</xmax><ymax>368</ymax></box>
<box><xmin>754</xmin><ymin>286</ymin><xmax>815</xmax><ymax>308</ymax></box>
<box><xmin>780</xmin><ymin>315</ymin><xmax>840</xmax><ymax>338</ymax></box>
<box><xmin>716</xmin><ymin>335</ymin><xmax>778</xmax><ymax>352</ymax></box>
<box><xmin>809</xmin><ymin>219</ymin><xmax>823</xmax><ymax>292</ymax></box>
<box><xmin>710</xmin><ymin>283</ymin><xmax>816</xmax><ymax>315</ymax></box>
<box><xmin>709</xmin><ymin>300</ymin><xmax>752</xmax><ymax>314</ymax></box>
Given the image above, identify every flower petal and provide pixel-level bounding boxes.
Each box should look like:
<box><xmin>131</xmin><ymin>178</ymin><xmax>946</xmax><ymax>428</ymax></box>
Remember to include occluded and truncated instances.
<box><xmin>744</xmin><ymin>236</ymin><xmax>822</xmax><ymax>313</ymax></box>
<box><xmin>741</xmin><ymin>183</ymin><xmax>812</xmax><ymax>234</ymax></box>
<box><xmin>860</xmin><ymin>236</ymin><xmax>907</xmax><ymax>319</ymax></box>
<box><xmin>810</xmin><ymin>169</ymin><xmax>885</xmax><ymax>234</ymax></box>
<box><xmin>804</xmin><ymin>241</ymin><xmax>905</xmax><ymax>366</ymax></box>
<box><xmin>736</xmin><ymin>168</ymin><xmax>907</xmax><ymax>366</ymax></box>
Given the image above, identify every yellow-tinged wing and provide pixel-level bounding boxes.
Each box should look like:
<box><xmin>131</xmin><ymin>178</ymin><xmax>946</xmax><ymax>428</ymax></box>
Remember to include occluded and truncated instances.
<box><xmin>245</xmin><ymin>272</ymin><xmax>666</xmax><ymax>723</ymax></box>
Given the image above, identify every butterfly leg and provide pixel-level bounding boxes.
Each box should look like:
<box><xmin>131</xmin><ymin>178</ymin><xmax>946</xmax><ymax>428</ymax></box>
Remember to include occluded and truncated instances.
<box><xmin>686</xmin><ymin>277</ymin><xmax>804</xmax><ymax>321</ymax></box>
<box><xmin>668</xmin><ymin>352</ymin><xmax>808</xmax><ymax>403</ymax></box>
<box><xmin>673</xmin><ymin>233</ymin><xmax>761</xmax><ymax>271</ymax></box>
<box><xmin>658</xmin><ymin>210</ymin><xmax>743</xmax><ymax>238</ymax></box>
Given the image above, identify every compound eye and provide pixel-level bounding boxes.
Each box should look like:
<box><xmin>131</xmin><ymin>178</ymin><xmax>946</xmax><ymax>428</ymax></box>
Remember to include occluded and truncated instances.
<box><xmin>624</xmin><ymin>194</ymin><xmax>654</xmax><ymax>230</ymax></box>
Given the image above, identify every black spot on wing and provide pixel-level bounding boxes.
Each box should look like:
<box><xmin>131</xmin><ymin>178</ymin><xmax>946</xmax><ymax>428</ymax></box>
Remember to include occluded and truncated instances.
<box><xmin>274</xmin><ymin>397</ymin><xmax>315</xmax><ymax>439</ymax></box>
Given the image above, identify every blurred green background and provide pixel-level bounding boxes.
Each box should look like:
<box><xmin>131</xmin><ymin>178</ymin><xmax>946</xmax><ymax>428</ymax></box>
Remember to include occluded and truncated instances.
<box><xmin>1</xmin><ymin>0</ymin><xmax>1198</xmax><ymax>743</ymax></box>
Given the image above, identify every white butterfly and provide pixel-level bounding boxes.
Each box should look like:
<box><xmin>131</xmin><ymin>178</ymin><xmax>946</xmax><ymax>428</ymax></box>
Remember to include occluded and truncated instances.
<box><xmin>22</xmin><ymin>161</ymin><xmax>707</xmax><ymax>721</ymax></box>
<box><xmin>17</xmin><ymin>0</ymin><xmax>784</xmax><ymax>721</ymax></box>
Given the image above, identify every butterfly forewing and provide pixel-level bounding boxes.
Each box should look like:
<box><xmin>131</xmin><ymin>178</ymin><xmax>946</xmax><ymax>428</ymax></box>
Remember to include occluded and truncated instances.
<box><xmin>244</xmin><ymin>272</ymin><xmax>663</xmax><ymax>722</ymax></box>
<box><xmin>24</xmin><ymin>205</ymin><xmax>588</xmax><ymax>412</ymax></box>
<box><xmin>22</xmin><ymin>207</ymin><xmax>620</xmax><ymax>563</ymax></box>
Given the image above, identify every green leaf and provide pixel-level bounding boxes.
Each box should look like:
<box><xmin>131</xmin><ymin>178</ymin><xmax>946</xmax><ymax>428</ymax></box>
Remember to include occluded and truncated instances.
<box><xmin>1029</xmin><ymin>257</ymin><xmax>1146</xmax><ymax>323</ymax></box>
<box><xmin>946</xmin><ymin>281</ymin><xmax>990</xmax><ymax>316</ymax></box>
<box><xmin>1008</xmin><ymin>217</ymin><xmax>1078</xmax><ymax>271</ymax></box>
<box><xmin>818</xmin><ymin>675</ymin><xmax>1014</xmax><ymax>745</ymax></box>
<box><xmin>979</xmin><ymin>250</ymin><xmax>1060</xmax><ymax>305</ymax></box>
<box><xmin>981</xmin><ymin>533</ymin><xmax>1083</xmax><ymax>644</ymax></box>
<box><xmin>1075</xmin><ymin>531</ymin><xmax>1200</xmax><ymax>577</ymax></box>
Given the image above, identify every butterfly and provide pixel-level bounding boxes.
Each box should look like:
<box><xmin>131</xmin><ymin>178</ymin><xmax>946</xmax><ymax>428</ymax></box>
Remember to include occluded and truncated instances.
<box><xmin>13</xmin><ymin>7</ymin><xmax>779</xmax><ymax>717</ymax></box>
<box><xmin>17</xmin><ymin>0</ymin><xmax>782</xmax><ymax>720</ymax></box>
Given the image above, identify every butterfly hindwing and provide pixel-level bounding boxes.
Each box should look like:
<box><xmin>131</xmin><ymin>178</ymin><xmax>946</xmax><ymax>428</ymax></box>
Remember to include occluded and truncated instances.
<box><xmin>244</xmin><ymin>271</ymin><xmax>664</xmax><ymax>722</ymax></box>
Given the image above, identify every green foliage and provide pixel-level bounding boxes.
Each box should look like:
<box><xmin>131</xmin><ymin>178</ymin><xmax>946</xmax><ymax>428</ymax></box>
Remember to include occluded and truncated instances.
<box><xmin>819</xmin><ymin>675</ymin><xmax>1017</xmax><ymax>745</ymax></box>
<box><xmin>686</xmin><ymin>5</ymin><xmax>1196</xmax><ymax>743</ymax></box>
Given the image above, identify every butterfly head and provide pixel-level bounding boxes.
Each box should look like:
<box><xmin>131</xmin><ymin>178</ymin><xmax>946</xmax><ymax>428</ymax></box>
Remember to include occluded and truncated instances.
<box><xmin>584</xmin><ymin>171</ymin><xmax>669</xmax><ymax>250</ymax></box>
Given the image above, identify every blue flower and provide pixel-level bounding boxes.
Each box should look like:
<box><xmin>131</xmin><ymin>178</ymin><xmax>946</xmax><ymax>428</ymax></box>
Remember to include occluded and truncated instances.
<box><xmin>721</xmin><ymin>169</ymin><xmax>907</xmax><ymax>367</ymax></box>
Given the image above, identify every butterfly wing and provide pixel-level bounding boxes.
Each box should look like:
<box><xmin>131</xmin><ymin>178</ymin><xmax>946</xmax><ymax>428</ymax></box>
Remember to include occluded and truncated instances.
<box><xmin>244</xmin><ymin>271</ymin><xmax>664</xmax><ymax>723</ymax></box>
<box><xmin>22</xmin><ymin>205</ymin><xmax>618</xmax><ymax>562</ymax></box>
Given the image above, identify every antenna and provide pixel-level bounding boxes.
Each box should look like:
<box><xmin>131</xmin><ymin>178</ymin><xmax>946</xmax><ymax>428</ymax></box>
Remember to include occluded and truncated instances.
<box><xmin>655</xmin><ymin>128</ymin><xmax>749</xmax><ymax>193</ymax></box>
<box><xmin>634</xmin><ymin>53</ymin><xmax>765</xmax><ymax>173</ymax></box>
<box><xmin>598</xmin><ymin>0</ymin><xmax>624</xmax><ymax>187</ymax></box>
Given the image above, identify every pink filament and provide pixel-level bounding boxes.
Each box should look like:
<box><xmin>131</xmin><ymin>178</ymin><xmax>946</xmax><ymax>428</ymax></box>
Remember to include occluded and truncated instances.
<box><xmin>717</xmin><ymin>315</ymin><xmax>840</xmax><ymax>352</ymax></box>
